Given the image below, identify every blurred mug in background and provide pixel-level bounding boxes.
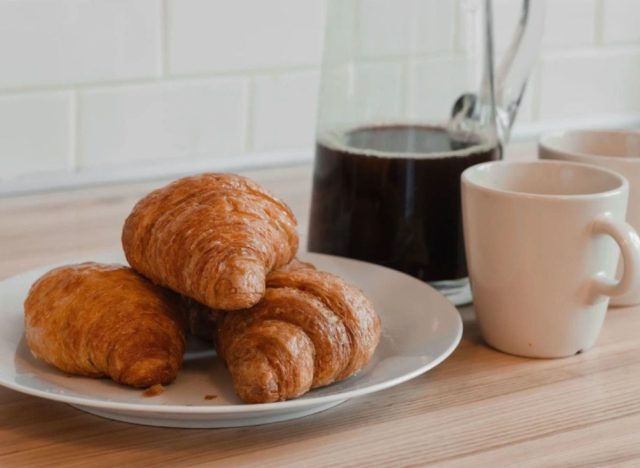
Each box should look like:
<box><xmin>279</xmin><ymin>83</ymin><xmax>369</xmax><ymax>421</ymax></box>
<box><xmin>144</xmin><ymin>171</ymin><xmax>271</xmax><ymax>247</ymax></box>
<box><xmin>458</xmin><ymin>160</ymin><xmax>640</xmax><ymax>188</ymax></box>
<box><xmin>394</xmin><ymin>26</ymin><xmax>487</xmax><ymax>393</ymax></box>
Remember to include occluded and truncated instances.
<box><xmin>540</xmin><ymin>129</ymin><xmax>640</xmax><ymax>306</ymax></box>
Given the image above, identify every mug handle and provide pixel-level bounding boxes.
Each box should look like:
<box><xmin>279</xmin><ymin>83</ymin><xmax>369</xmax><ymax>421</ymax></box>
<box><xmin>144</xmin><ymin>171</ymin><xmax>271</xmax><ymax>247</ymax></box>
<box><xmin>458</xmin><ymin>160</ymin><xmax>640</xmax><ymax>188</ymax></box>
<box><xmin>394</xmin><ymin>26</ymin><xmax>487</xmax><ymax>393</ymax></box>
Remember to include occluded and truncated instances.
<box><xmin>590</xmin><ymin>213</ymin><xmax>640</xmax><ymax>300</ymax></box>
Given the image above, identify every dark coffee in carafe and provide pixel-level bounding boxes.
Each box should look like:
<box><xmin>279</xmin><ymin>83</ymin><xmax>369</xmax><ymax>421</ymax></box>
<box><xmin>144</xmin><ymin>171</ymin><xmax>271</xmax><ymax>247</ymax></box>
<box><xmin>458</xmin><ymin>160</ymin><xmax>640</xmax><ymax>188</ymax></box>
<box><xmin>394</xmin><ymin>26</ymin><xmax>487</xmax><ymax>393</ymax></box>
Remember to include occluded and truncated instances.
<box><xmin>308</xmin><ymin>124</ymin><xmax>501</xmax><ymax>282</ymax></box>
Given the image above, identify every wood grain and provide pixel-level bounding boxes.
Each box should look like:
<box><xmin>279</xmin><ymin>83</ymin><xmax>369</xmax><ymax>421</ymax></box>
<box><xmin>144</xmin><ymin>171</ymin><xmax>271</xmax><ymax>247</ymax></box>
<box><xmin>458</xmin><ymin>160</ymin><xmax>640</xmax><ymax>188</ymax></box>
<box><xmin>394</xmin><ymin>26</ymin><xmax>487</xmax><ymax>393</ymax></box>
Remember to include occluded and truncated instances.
<box><xmin>1</xmin><ymin>160</ymin><xmax>639</xmax><ymax>467</ymax></box>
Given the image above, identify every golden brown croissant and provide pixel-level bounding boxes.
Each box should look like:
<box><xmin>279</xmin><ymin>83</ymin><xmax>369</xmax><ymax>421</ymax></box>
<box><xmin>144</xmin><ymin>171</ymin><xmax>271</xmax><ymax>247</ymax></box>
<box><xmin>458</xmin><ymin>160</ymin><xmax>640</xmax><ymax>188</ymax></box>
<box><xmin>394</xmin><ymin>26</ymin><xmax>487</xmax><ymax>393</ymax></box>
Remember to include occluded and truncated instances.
<box><xmin>24</xmin><ymin>263</ymin><xmax>186</xmax><ymax>388</ymax></box>
<box><xmin>216</xmin><ymin>260</ymin><xmax>381</xmax><ymax>403</ymax></box>
<box><xmin>122</xmin><ymin>173</ymin><xmax>299</xmax><ymax>310</ymax></box>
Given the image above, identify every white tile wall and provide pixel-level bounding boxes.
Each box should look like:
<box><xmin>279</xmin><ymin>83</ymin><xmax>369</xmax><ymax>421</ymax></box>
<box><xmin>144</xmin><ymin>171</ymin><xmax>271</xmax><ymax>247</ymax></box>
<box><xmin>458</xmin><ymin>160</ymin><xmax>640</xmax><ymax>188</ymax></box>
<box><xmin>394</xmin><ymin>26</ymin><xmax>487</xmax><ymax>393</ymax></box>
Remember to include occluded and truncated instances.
<box><xmin>252</xmin><ymin>72</ymin><xmax>320</xmax><ymax>151</ymax></box>
<box><xmin>314</xmin><ymin>61</ymin><xmax>408</xmax><ymax>132</ymax></box>
<box><xmin>358</xmin><ymin>0</ymin><xmax>454</xmax><ymax>57</ymax></box>
<box><xmin>323</xmin><ymin>0</ymin><xmax>358</xmax><ymax>64</ymax></box>
<box><xmin>408</xmin><ymin>57</ymin><xmax>473</xmax><ymax>121</ymax></box>
<box><xmin>0</xmin><ymin>0</ymin><xmax>161</xmax><ymax>90</ymax></box>
<box><xmin>167</xmin><ymin>0</ymin><xmax>324</xmax><ymax>75</ymax></box>
<box><xmin>538</xmin><ymin>49</ymin><xmax>640</xmax><ymax>119</ymax></box>
<box><xmin>541</xmin><ymin>0</ymin><xmax>596</xmax><ymax>49</ymax></box>
<box><xmin>493</xmin><ymin>0</ymin><xmax>596</xmax><ymax>51</ymax></box>
<box><xmin>491</xmin><ymin>0</ymin><xmax>524</xmax><ymax>53</ymax></box>
<box><xmin>78</xmin><ymin>79</ymin><xmax>247</xmax><ymax>167</ymax></box>
<box><xmin>602</xmin><ymin>0</ymin><xmax>640</xmax><ymax>45</ymax></box>
<box><xmin>0</xmin><ymin>0</ymin><xmax>640</xmax><ymax>189</ymax></box>
<box><xmin>0</xmin><ymin>92</ymin><xmax>73</xmax><ymax>179</ymax></box>
<box><xmin>354</xmin><ymin>63</ymin><xmax>406</xmax><ymax>123</ymax></box>
<box><xmin>411</xmin><ymin>0</ymin><xmax>456</xmax><ymax>54</ymax></box>
<box><xmin>358</xmin><ymin>0</ymin><xmax>411</xmax><ymax>57</ymax></box>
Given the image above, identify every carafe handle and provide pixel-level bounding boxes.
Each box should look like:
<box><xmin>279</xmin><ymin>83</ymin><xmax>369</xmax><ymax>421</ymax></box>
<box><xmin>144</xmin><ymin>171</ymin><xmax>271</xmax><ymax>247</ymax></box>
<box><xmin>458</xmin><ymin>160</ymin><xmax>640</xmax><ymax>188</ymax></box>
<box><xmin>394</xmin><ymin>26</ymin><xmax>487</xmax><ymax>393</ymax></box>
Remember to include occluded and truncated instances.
<box><xmin>492</xmin><ymin>0</ymin><xmax>545</xmax><ymax>142</ymax></box>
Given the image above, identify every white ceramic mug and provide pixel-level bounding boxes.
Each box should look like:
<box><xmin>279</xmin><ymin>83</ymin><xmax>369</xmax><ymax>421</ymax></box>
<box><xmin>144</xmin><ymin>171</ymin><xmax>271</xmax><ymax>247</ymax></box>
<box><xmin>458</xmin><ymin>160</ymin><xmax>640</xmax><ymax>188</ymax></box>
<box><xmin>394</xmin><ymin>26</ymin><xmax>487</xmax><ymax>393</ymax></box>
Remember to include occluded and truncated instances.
<box><xmin>539</xmin><ymin>129</ymin><xmax>640</xmax><ymax>306</ymax></box>
<box><xmin>461</xmin><ymin>160</ymin><xmax>640</xmax><ymax>358</ymax></box>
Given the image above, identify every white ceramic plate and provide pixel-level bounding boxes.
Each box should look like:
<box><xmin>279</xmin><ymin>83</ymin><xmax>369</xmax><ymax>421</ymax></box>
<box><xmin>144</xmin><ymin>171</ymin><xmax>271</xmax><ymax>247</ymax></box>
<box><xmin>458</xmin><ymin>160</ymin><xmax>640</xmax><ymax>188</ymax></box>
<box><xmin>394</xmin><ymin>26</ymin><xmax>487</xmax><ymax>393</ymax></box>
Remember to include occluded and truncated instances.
<box><xmin>0</xmin><ymin>252</ymin><xmax>462</xmax><ymax>428</ymax></box>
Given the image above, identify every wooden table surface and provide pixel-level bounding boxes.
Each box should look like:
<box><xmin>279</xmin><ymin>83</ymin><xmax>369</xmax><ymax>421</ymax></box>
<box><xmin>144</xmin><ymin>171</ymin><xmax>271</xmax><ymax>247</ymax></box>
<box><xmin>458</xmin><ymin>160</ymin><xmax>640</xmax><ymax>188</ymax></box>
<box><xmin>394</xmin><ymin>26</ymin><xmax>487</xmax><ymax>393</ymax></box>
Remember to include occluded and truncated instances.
<box><xmin>1</xmin><ymin>162</ymin><xmax>640</xmax><ymax>467</ymax></box>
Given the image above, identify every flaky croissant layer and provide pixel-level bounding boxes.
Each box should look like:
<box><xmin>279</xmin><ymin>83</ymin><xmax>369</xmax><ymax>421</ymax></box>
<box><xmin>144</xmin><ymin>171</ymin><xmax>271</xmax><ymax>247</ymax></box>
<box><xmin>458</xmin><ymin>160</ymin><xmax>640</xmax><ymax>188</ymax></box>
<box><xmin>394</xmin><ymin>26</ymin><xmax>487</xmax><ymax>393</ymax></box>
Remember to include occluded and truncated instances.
<box><xmin>24</xmin><ymin>263</ymin><xmax>186</xmax><ymax>388</ymax></box>
<box><xmin>216</xmin><ymin>261</ymin><xmax>382</xmax><ymax>403</ymax></box>
<box><xmin>122</xmin><ymin>173</ymin><xmax>299</xmax><ymax>311</ymax></box>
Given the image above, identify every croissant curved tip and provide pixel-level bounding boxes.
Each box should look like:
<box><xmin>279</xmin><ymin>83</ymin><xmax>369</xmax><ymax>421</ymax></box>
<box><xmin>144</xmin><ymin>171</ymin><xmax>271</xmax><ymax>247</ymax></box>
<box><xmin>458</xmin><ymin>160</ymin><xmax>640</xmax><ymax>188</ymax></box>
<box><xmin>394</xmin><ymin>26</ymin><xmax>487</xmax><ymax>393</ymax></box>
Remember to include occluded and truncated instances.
<box><xmin>117</xmin><ymin>354</ymin><xmax>181</xmax><ymax>388</ymax></box>
<box><xmin>210</xmin><ymin>260</ymin><xmax>266</xmax><ymax>310</ymax></box>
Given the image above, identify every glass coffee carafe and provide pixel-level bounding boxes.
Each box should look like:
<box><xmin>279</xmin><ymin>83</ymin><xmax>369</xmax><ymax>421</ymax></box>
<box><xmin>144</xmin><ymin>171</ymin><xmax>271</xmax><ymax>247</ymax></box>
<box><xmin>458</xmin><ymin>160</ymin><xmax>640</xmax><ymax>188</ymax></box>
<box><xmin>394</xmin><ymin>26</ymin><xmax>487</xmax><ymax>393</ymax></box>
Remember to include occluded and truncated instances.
<box><xmin>308</xmin><ymin>0</ymin><xmax>545</xmax><ymax>304</ymax></box>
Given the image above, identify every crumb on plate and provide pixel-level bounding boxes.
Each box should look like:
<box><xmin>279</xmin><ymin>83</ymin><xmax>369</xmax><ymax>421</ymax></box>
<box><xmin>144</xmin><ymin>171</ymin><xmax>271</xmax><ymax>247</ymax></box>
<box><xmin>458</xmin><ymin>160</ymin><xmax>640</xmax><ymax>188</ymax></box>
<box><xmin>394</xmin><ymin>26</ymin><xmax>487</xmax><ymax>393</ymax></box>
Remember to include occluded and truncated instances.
<box><xmin>204</xmin><ymin>394</ymin><xmax>217</xmax><ymax>400</ymax></box>
<box><xmin>143</xmin><ymin>384</ymin><xmax>165</xmax><ymax>397</ymax></box>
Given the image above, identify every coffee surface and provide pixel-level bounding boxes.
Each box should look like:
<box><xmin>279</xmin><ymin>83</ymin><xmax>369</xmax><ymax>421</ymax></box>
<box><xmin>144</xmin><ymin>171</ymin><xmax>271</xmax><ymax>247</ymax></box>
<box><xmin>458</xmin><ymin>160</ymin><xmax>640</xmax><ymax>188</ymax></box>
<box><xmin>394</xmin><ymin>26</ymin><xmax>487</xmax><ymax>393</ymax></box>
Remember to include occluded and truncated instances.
<box><xmin>308</xmin><ymin>124</ymin><xmax>500</xmax><ymax>282</ymax></box>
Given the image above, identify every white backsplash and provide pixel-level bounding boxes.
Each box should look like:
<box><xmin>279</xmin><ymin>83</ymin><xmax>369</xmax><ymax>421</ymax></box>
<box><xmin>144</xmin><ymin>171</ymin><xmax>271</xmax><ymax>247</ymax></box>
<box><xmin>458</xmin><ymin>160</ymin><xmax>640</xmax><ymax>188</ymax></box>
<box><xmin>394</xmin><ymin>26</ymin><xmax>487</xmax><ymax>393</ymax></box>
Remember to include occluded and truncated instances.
<box><xmin>1</xmin><ymin>0</ymin><xmax>640</xmax><ymax>192</ymax></box>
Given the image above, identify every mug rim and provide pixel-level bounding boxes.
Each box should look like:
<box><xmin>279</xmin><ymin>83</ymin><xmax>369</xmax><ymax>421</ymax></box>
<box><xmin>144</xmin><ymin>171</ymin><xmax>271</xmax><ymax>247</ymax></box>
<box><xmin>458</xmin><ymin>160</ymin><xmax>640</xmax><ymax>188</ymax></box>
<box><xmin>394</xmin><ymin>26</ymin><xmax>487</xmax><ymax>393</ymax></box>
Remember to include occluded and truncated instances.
<box><xmin>539</xmin><ymin>129</ymin><xmax>640</xmax><ymax>162</ymax></box>
<box><xmin>461</xmin><ymin>159</ymin><xmax>629</xmax><ymax>201</ymax></box>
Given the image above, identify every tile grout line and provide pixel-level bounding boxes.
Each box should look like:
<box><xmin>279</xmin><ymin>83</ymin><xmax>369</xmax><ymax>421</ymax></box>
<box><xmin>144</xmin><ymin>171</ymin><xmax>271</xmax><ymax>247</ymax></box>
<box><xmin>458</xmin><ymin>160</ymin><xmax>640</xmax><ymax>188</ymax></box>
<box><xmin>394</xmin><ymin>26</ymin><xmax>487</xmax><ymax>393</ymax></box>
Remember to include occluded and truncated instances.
<box><xmin>0</xmin><ymin>64</ymin><xmax>321</xmax><ymax>97</ymax></box>
<box><xmin>3</xmin><ymin>42</ymin><xmax>639</xmax><ymax>99</ymax></box>
<box><xmin>160</xmin><ymin>0</ymin><xmax>170</xmax><ymax>77</ymax></box>
<box><xmin>70</xmin><ymin>90</ymin><xmax>80</xmax><ymax>174</ymax></box>
<box><xmin>540</xmin><ymin>43</ymin><xmax>640</xmax><ymax>61</ymax></box>
<box><xmin>594</xmin><ymin>0</ymin><xmax>605</xmax><ymax>47</ymax></box>
<box><xmin>453</xmin><ymin>0</ymin><xmax>463</xmax><ymax>52</ymax></box>
<box><xmin>244</xmin><ymin>78</ymin><xmax>255</xmax><ymax>153</ymax></box>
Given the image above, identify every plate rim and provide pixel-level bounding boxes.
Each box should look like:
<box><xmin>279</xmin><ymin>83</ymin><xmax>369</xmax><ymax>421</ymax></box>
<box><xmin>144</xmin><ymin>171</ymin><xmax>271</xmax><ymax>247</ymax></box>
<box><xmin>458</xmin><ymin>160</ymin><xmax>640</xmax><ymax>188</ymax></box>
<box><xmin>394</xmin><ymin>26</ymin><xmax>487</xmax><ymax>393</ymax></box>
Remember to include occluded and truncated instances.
<box><xmin>0</xmin><ymin>252</ymin><xmax>463</xmax><ymax>414</ymax></box>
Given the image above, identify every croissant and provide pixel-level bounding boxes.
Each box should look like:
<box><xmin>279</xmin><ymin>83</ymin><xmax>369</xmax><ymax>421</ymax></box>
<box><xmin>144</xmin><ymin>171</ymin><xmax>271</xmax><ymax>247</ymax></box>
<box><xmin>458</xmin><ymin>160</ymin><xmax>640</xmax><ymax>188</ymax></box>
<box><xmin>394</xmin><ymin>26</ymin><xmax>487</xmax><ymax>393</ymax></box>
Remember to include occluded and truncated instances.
<box><xmin>122</xmin><ymin>173</ymin><xmax>299</xmax><ymax>310</ymax></box>
<box><xmin>216</xmin><ymin>260</ymin><xmax>381</xmax><ymax>403</ymax></box>
<box><xmin>24</xmin><ymin>263</ymin><xmax>186</xmax><ymax>388</ymax></box>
